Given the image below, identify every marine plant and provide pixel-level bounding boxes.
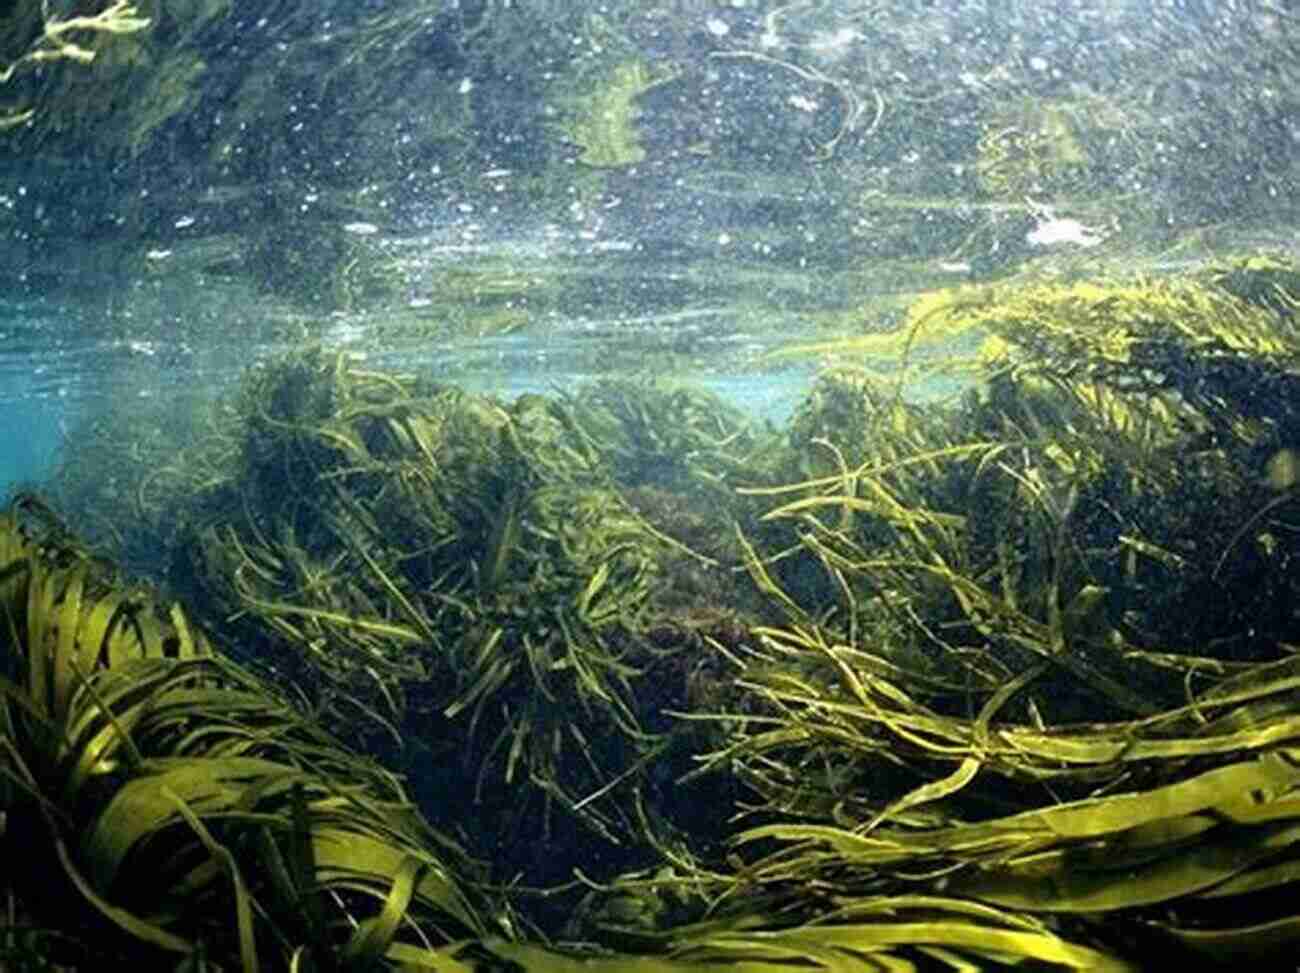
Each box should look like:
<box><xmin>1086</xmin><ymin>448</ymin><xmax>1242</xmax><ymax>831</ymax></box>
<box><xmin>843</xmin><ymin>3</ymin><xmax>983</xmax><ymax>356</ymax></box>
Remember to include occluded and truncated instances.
<box><xmin>108</xmin><ymin>351</ymin><xmax>707</xmax><ymax>889</ymax></box>
<box><xmin>628</xmin><ymin>255</ymin><xmax>1300</xmax><ymax>964</ymax></box>
<box><xmin>0</xmin><ymin>494</ymin><xmax>492</xmax><ymax>970</ymax></box>
<box><xmin>0</xmin><ymin>1</ymin><xmax>149</xmax><ymax>129</ymax></box>
<box><xmin>975</xmin><ymin>97</ymin><xmax>1087</xmax><ymax>200</ymax></box>
<box><xmin>29</xmin><ymin>255</ymin><xmax>1300</xmax><ymax>967</ymax></box>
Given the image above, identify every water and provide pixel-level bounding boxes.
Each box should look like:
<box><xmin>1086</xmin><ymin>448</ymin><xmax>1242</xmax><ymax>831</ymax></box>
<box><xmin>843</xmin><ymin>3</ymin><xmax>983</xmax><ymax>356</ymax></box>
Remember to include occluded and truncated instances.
<box><xmin>4</xmin><ymin>0</ymin><xmax>1293</xmax><ymax>502</ymax></box>
<box><xmin>5</xmin><ymin>212</ymin><xmax>1292</xmax><ymax>502</ymax></box>
<box><xmin>0</xmin><ymin>226</ymin><xmax>830</xmax><ymax>499</ymax></box>
<box><xmin>0</xmin><ymin>175</ymin><xmax>978</xmax><ymax>500</ymax></box>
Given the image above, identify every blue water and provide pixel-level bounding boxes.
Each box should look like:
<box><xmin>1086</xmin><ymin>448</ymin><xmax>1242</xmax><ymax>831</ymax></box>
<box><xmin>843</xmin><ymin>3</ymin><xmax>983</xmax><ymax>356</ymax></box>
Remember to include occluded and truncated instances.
<box><xmin>0</xmin><ymin>398</ymin><xmax>67</xmax><ymax>497</ymax></box>
<box><xmin>0</xmin><ymin>305</ymin><xmax>76</xmax><ymax>498</ymax></box>
<box><xmin>0</xmin><ymin>289</ymin><xmax>818</xmax><ymax>500</ymax></box>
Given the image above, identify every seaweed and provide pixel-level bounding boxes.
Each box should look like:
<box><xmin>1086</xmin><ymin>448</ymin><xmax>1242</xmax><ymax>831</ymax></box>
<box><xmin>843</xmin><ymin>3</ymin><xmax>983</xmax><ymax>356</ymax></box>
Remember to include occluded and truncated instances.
<box><xmin>0</xmin><ymin>494</ymin><xmax>491</xmax><ymax>970</ymax></box>
<box><xmin>25</xmin><ymin>256</ymin><xmax>1300</xmax><ymax>966</ymax></box>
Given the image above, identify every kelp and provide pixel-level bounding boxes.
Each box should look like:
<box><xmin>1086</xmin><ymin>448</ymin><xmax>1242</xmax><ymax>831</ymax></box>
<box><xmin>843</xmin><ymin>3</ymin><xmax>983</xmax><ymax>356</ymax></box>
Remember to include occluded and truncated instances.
<box><xmin>400</xmin><ymin>898</ymin><xmax>1138</xmax><ymax>972</ymax></box>
<box><xmin>975</xmin><ymin>97</ymin><xmax>1089</xmax><ymax>201</ymax></box>
<box><xmin>103</xmin><ymin>349</ymin><xmax>768</xmax><ymax>883</ymax></box>
<box><xmin>507</xmin><ymin>256</ymin><xmax>1300</xmax><ymax>963</ymax></box>
<box><xmin>561</xmin><ymin>377</ymin><xmax>784</xmax><ymax>571</ymax></box>
<box><xmin>625</xmin><ymin>257</ymin><xmax>1300</xmax><ymax>963</ymax></box>
<box><xmin>27</xmin><ymin>257</ymin><xmax>1300</xmax><ymax>966</ymax></box>
<box><xmin>4</xmin><ymin>0</ymin><xmax>220</xmax><ymax>156</ymax></box>
<box><xmin>0</xmin><ymin>495</ymin><xmax>492</xmax><ymax>970</ymax></box>
<box><xmin>776</xmin><ymin>255</ymin><xmax>1300</xmax><ymax>424</ymax></box>
<box><xmin>3</xmin><ymin>419</ymin><xmax>1143</xmax><ymax>973</ymax></box>
<box><xmin>551</xmin><ymin>57</ymin><xmax>673</xmax><ymax>168</ymax></box>
<box><xmin>45</xmin><ymin>387</ymin><xmax>240</xmax><ymax>575</ymax></box>
<box><xmin>0</xmin><ymin>1</ymin><xmax>150</xmax><ymax>129</ymax></box>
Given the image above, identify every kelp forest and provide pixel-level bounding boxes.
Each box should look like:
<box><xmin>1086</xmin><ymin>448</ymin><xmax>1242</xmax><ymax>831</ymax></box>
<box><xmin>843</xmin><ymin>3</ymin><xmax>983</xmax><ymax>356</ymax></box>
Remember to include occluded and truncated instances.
<box><xmin>3</xmin><ymin>254</ymin><xmax>1300</xmax><ymax>970</ymax></box>
<box><xmin>8</xmin><ymin>0</ymin><xmax>1300</xmax><ymax>969</ymax></box>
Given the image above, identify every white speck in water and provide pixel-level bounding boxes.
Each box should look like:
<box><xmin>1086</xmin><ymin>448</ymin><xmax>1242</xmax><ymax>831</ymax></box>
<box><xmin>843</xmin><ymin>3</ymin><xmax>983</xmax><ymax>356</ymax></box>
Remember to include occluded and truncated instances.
<box><xmin>1026</xmin><ymin>217</ymin><xmax>1104</xmax><ymax>248</ymax></box>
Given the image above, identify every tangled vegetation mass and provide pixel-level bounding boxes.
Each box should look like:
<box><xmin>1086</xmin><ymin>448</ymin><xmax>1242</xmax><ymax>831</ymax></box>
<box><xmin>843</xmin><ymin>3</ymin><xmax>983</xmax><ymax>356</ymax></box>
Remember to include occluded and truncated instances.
<box><xmin>3</xmin><ymin>254</ymin><xmax>1300</xmax><ymax>969</ymax></box>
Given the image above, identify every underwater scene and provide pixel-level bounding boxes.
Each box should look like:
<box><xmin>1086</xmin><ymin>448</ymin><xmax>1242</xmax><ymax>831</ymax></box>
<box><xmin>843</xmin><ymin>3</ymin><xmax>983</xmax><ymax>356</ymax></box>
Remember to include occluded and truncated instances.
<box><xmin>5</xmin><ymin>1</ymin><xmax>1300</xmax><ymax>970</ymax></box>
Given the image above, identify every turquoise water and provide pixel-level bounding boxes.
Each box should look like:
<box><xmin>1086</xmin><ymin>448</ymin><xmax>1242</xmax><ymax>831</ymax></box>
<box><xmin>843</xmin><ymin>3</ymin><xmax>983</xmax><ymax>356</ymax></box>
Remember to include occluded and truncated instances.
<box><xmin>0</xmin><ymin>281</ymin><xmax>820</xmax><ymax>500</ymax></box>
<box><xmin>0</xmin><ymin>304</ymin><xmax>76</xmax><ymax>497</ymax></box>
<box><xmin>0</xmin><ymin>399</ymin><xmax>66</xmax><ymax>496</ymax></box>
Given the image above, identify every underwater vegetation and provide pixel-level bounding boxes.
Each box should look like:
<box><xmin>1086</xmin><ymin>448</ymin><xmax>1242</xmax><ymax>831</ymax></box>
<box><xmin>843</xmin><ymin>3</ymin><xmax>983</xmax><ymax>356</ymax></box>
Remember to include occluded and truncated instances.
<box><xmin>975</xmin><ymin>97</ymin><xmax>1089</xmax><ymax>201</ymax></box>
<box><xmin>0</xmin><ymin>1</ymin><xmax>150</xmax><ymax>130</ymax></box>
<box><xmin>0</xmin><ymin>494</ymin><xmax>491</xmax><ymax>971</ymax></box>
<box><xmin>13</xmin><ymin>254</ymin><xmax>1300</xmax><ymax>968</ymax></box>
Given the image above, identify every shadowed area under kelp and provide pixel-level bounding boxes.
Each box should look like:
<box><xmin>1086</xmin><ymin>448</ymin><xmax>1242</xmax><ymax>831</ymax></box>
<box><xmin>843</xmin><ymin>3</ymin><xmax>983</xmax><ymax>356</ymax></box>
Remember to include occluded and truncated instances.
<box><xmin>7</xmin><ymin>254</ymin><xmax>1300</xmax><ymax>968</ymax></box>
